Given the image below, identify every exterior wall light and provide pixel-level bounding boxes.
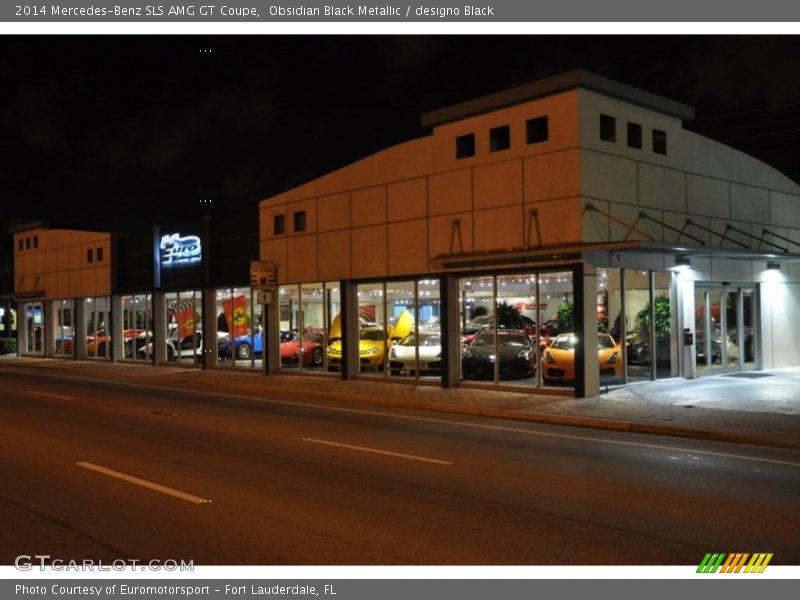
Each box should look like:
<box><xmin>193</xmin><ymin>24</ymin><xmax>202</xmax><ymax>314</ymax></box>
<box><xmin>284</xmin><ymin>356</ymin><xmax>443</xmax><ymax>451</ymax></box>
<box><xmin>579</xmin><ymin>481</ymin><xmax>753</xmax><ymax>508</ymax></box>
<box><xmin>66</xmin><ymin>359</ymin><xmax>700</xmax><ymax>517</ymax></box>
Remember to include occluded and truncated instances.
<box><xmin>673</xmin><ymin>255</ymin><xmax>691</xmax><ymax>271</ymax></box>
<box><xmin>767</xmin><ymin>261</ymin><xmax>781</xmax><ymax>271</ymax></box>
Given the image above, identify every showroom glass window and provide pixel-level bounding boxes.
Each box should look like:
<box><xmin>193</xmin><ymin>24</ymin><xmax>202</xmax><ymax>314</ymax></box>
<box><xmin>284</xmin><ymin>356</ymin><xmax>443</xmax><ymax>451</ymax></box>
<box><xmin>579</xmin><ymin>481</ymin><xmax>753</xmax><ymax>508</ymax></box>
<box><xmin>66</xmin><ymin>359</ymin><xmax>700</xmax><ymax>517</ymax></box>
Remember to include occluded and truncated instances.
<box><xmin>23</xmin><ymin>302</ymin><xmax>44</xmax><ymax>355</ymax></box>
<box><xmin>459</xmin><ymin>272</ymin><xmax>574</xmax><ymax>389</ymax></box>
<box><xmin>164</xmin><ymin>290</ymin><xmax>202</xmax><ymax>366</ymax></box>
<box><xmin>277</xmin><ymin>282</ymin><xmax>340</xmax><ymax>373</ymax></box>
<box><xmin>215</xmin><ymin>287</ymin><xmax>260</xmax><ymax>369</ymax></box>
<box><xmin>84</xmin><ymin>297</ymin><xmax>110</xmax><ymax>359</ymax></box>
<box><xmin>121</xmin><ymin>294</ymin><xmax>153</xmax><ymax>361</ymax></box>
<box><xmin>53</xmin><ymin>299</ymin><xmax>74</xmax><ymax>356</ymax></box>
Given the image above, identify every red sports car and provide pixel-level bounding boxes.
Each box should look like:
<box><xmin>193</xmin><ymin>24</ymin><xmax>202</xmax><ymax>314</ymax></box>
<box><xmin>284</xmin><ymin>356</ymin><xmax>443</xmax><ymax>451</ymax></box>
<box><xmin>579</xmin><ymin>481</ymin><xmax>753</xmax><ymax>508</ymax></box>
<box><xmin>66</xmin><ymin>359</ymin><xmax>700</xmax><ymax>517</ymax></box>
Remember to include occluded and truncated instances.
<box><xmin>280</xmin><ymin>329</ymin><xmax>325</xmax><ymax>367</ymax></box>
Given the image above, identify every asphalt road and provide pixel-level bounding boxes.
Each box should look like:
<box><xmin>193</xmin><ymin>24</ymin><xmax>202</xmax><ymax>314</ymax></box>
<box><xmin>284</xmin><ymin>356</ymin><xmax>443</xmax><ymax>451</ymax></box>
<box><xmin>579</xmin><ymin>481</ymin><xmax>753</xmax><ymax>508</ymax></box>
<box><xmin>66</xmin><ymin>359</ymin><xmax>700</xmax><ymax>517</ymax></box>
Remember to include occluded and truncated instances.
<box><xmin>1</xmin><ymin>370</ymin><xmax>798</xmax><ymax>565</ymax></box>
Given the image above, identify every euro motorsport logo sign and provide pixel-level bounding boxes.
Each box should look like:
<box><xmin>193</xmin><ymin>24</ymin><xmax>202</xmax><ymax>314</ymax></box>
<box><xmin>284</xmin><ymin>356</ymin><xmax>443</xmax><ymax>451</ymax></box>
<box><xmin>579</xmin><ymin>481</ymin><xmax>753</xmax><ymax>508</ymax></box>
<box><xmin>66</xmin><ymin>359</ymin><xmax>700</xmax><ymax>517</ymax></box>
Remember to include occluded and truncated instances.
<box><xmin>697</xmin><ymin>552</ymin><xmax>773</xmax><ymax>573</ymax></box>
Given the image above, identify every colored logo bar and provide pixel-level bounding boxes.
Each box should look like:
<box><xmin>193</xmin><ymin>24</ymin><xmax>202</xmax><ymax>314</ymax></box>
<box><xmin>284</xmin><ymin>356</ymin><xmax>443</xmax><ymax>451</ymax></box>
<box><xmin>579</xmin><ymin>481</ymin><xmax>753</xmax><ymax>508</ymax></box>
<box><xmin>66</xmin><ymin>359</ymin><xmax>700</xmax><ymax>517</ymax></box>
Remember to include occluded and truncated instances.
<box><xmin>697</xmin><ymin>552</ymin><xmax>773</xmax><ymax>573</ymax></box>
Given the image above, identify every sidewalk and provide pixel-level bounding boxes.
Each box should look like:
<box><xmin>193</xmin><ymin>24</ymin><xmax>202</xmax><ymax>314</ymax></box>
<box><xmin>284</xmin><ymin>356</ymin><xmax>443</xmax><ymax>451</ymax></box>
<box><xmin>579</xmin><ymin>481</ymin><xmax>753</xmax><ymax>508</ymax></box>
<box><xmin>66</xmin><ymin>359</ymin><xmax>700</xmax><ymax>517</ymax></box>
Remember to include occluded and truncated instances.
<box><xmin>2</xmin><ymin>356</ymin><xmax>799</xmax><ymax>449</ymax></box>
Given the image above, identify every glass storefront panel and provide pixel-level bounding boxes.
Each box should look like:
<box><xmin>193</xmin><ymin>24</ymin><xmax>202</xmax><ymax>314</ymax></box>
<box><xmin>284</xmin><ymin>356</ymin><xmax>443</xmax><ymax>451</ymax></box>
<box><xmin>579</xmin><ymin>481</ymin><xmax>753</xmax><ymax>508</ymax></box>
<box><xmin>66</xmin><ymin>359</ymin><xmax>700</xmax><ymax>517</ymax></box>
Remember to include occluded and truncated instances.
<box><xmin>232</xmin><ymin>288</ymin><xmax>258</xmax><ymax>369</ymax></box>
<box><xmin>122</xmin><ymin>294</ymin><xmax>152</xmax><ymax>361</ymax></box>
<box><xmin>165</xmin><ymin>290</ymin><xmax>201</xmax><ymax>366</ymax></box>
<box><xmin>25</xmin><ymin>302</ymin><xmax>44</xmax><ymax>354</ymax></box>
<box><xmin>695</xmin><ymin>285</ymin><xmax>757</xmax><ymax>376</ymax></box>
<box><xmin>694</xmin><ymin>288</ymin><xmax>710</xmax><ymax>373</ymax></box>
<box><xmin>460</xmin><ymin>276</ymin><xmax>495</xmax><ymax>381</ymax></box>
<box><xmin>724</xmin><ymin>290</ymin><xmax>740</xmax><ymax>369</ymax></box>
<box><xmin>54</xmin><ymin>299</ymin><xmax>74</xmax><ymax>356</ymax></box>
<box><xmin>279</xmin><ymin>285</ymin><xmax>301</xmax><ymax>369</ymax></box>
<box><xmin>297</xmin><ymin>283</ymin><xmax>325</xmax><ymax>371</ymax></box>
<box><xmin>356</xmin><ymin>282</ymin><xmax>387</xmax><ymax>376</ymax></box>
<box><xmin>598</xmin><ymin>269</ymin><xmax>623</xmax><ymax>386</ymax></box>
<box><xmin>415</xmin><ymin>279</ymin><xmax>441</xmax><ymax>380</ymax></box>
<box><xmin>624</xmin><ymin>270</ymin><xmax>652</xmax><ymax>381</ymax></box>
<box><xmin>539</xmin><ymin>271</ymin><xmax>575</xmax><ymax>388</ymax></box>
<box><xmin>325</xmin><ymin>282</ymin><xmax>341</xmax><ymax>372</ymax></box>
<box><xmin>742</xmin><ymin>290</ymin><xmax>756</xmax><ymax>369</ymax></box>
<box><xmin>495</xmin><ymin>275</ymin><xmax>536</xmax><ymax>385</ymax></box>
<box><xmin>85</xmin><ymin>297</ymin><xmax>110</xmax><ymax>359</ymax></box>
<box><xmin>384</xmin><ymin>281</ymin><xmax>416</xmax><ymax>377</ymax></box>
<box><xmin>653</xmin><ymin>272</ymin><xmax>674</xmax><ymax>379</ymax></box>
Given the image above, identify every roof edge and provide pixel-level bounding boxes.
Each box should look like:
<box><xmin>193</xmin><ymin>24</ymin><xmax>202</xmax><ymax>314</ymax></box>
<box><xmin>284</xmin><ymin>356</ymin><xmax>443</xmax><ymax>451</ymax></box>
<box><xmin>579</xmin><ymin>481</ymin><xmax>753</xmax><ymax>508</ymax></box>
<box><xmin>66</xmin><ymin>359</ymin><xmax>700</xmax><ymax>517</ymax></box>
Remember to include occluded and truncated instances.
<box><xmin>420</xmin><ymin>69</ymin><xmax>695</xmax><ymax>128</ymax></box>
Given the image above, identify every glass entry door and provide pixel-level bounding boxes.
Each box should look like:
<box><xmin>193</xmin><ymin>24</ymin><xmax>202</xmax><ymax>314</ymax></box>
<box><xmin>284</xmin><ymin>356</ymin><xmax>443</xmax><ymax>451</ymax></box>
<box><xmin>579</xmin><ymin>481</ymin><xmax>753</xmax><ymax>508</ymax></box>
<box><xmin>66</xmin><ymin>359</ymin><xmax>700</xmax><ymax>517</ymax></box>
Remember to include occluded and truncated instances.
<box><xmin>695</xmin><ymin>285</ymin><xmax>757</xmax><ymax>375</ymax></box>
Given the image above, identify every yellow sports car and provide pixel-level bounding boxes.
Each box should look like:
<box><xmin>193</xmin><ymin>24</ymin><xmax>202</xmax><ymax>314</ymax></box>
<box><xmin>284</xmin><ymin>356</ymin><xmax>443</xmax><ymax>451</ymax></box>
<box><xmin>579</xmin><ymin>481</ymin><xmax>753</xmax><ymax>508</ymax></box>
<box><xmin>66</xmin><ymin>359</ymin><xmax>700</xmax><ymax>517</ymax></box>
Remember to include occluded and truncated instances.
<box><xmin>542</xmin><ymin>332</ymin><xmax>622</xmax><ymax>381</ymax></box>
<box><xmin>327</xmin><ymin>327</ymin><xmax>388</xmax><ymax>371</ymax></box>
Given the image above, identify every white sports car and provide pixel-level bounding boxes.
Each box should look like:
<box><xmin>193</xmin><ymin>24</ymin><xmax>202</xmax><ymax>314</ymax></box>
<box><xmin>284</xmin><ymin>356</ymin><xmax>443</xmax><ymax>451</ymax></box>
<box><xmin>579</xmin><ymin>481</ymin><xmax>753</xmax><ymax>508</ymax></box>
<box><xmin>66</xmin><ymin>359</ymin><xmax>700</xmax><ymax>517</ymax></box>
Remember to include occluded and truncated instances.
<box><xmin>388</xmin><ymin>332</ymin><xmax>442</xmax><ymax>376</ymax></box>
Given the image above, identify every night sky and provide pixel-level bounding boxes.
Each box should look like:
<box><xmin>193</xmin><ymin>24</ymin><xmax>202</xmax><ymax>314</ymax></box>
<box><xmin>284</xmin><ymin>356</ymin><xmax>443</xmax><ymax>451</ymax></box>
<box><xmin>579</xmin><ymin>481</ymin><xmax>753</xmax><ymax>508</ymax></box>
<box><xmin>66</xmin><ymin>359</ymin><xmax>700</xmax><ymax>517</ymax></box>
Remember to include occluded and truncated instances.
<box><xmin>3</xmin><ymin>36</ymin><xmax>800</xmax><ymax>233</ymax></box>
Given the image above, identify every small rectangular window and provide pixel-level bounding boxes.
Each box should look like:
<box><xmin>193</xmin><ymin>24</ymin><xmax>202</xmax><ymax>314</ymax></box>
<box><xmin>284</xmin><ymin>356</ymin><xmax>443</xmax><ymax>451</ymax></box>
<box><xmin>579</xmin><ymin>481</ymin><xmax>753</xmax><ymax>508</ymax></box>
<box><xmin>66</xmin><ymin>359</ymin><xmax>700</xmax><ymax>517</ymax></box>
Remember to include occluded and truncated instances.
<box><xmin>526</xmin><ymin>116</ymin><xmax>549</xmax><ymax>144</ymax></box>
<box><xmin>87</xmin><ymin>248</ymin><xmax>93</xmax><ymax>264</ymax></box>
<box><xmin>489</xmin><ymin>125</ymin><xmax>511</xmax><ymax>152</ymax></box>
<box><xmin>274</xmin><ymin>214</ymin><xmax>286</xmax><ymax>235</ymax></box>
<box><xmin>653</xmin><ymin>129</ymin><xmax>667</xmax><ymax>155</ymax></box>
<box><xmin>33</xmin><ymin>236</ymin><xmax>39</xmax><ymax>249</ymax></box>
<box><xmin>293</xmin><ymin>211</ymin><xmax>306</xmax><ymax>232</ymax></box>
<box><xmin>97</xmin><ymin>247</ymin><xmax>104</xmax><ymax>262</ymax></box>
<box><xmin>600</xmin><ymin>114</ymin><xmax>616</xmax><ymax>142</ymax></box>
<box><xmin>627</xmin><ymin>122</ymin><xmax>642</xmax><ymax>149</ymax></box>
<box><xmin>456</xmin><ymin>133</ymin><xmax>475</xmax><ymax>159</ymax></box>
<box><xmin>18</xmin><ymin>239</ymin><xmax>23</xmax><ymax>251</ymax></box>
<box><xmin>25</xmin><ymin>237</ymin><xmax>31</xmax><ymax>250</ymax></box>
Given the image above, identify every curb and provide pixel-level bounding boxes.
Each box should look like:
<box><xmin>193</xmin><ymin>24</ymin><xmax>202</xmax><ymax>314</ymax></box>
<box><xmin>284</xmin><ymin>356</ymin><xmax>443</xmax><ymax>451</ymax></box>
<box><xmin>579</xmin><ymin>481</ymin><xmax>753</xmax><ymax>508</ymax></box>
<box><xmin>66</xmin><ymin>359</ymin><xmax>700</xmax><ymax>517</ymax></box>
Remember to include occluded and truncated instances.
<box><xmin>2</xmin><ymin>363</ymin><xmax>798</xmax><ymax>451</ymax></box>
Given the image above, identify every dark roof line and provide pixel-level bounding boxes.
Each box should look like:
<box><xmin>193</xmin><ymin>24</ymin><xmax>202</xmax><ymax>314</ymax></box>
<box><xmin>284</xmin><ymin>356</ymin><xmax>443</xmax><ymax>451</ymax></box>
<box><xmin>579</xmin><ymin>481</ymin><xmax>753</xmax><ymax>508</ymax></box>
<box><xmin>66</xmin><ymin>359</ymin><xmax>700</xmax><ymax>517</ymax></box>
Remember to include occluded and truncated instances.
<box><xmin>420</xmin><ymin>69</ymin><xmax>695</xmax><ymax>128</ymax></box>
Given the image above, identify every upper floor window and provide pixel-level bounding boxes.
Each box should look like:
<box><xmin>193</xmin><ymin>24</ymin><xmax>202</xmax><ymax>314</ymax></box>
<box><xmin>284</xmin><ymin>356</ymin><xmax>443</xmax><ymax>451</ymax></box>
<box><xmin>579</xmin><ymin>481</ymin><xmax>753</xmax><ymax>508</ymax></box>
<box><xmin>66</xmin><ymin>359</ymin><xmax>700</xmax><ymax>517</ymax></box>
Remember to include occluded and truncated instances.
<box><xmin>97</xmin><ymin>247</ymin><xmax>104</xmax><ymax>262</ymax></box>
<box><xmin>627</xmin><ymin>122</ymin><xmax>642</xmax><ymax>149</ymax></box>
<box><xmin>18</xmin><ymin>239</ymin><xmax>23</xmax><ymax>251</ymax></box>
<box><xmin>600</xmin><ymin>114</ymin><xmax>616</xmax><ymax>142</ymax></box>
<box><xmin>274</xmin><ymin>214</ymin><xmax>286</xmax><ymax>235</ymax></box>
<box><xmin>489</xmin><ymin>125</ymin><xmax>511</xmax><ymax>152</ymax></box>
<box><xmin>33</xmin><ymin>236</ymin><xmax>39</xmax><ymax>249</ymax></box>
<box><xmin>526</xmin><ymin>116</ymin><xmax>549</xmax><ymax>144</ymax></box>
<box><xmin>87</xmin><ymin>248</ymin><xmax>93</xmax><ymax>264</ymax></box>
<box><xmin>456</xmin><ymin>133</ymin><xmax>475</xmax><ymax>159</ymax></box>
<box><xmin>653</xmin><ymin>129</ymin><xmax>667</xmax><ymax>155</ymax></box>
<box><xmin>293</xmin><ymin>210</ymin><xmax>306</xmax><ymax>232</ymax></box>
<box><xmin>25</xmin><ymin>237</ymin><xmax>31</xmax><ymax>250</ymax></box>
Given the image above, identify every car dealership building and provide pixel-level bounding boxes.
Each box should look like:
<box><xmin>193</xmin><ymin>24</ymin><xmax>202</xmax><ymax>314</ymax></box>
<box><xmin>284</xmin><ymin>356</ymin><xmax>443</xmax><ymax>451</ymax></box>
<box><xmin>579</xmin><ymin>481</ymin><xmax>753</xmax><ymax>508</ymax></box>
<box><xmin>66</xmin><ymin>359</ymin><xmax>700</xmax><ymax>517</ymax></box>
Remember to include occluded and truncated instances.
<box><xmin>12</xmin><ymin>71</ymin><xmax>800</xmax><ymax>398</ymax></box>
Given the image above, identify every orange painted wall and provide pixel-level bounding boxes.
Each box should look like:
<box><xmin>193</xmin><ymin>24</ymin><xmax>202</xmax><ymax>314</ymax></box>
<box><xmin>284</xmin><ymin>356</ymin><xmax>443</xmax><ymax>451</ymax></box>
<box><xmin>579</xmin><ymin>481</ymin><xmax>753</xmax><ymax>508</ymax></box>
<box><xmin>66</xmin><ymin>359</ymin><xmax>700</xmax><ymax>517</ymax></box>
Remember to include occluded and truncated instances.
<box><xmin>259</xmin><ymin>90</ymin><xmax>582</xmax><ymax>284</ymax></box>
<box><xmin>13</xmin><ymin>228</ymin><xmax>111</xmax><ymax>300</ymax></box>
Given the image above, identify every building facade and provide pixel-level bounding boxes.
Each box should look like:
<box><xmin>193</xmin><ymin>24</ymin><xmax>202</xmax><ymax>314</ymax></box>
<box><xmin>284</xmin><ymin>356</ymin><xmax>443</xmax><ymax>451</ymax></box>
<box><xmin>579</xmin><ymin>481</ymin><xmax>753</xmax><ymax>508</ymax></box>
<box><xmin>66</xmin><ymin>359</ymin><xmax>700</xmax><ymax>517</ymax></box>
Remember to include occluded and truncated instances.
<box><xmin>258</xmin><ymin>70</ymin><xmax>800</xmax><ymax>397</ymax></box>
<box><xmin>10</xmin><ymin>71</ymin><xmax>800</xmax><ymax>399</ymax></box>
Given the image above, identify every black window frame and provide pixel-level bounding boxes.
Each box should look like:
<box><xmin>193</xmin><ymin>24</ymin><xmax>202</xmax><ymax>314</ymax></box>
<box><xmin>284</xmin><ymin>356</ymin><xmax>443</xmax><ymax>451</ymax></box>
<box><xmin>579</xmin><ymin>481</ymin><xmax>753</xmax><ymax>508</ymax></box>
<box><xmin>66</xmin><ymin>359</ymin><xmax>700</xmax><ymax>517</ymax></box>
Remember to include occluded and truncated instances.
<box><xmin>25</xmin><ymin>237</ymin><xmax>31</xmax><ymax>250</ymax></box>
<box><xmin>274</xmin><ymin>214</ymin><xmax>286</xmax><ymax>236</ymax></box>
<box><xmin>600</xmin><ymin>114</ymin><xmax>616</xmax><ymax>142</ymax></box>
<box><xmin>455</xmin><ymin>133</ymin><xmax>476</xmax><ymax>159</ymax></box>
<box><xmin>653</xmin><ymin>129</ymin><xmax>668</xmax><ymax>155</ymax></box>
<box><xmin>33</xmin><ymin>236</ymin><xmax>39</xmax><ymax>249</ymax></box>
<box><xmin>87</xmin><ymin>248</ymin><xmax>93</xmax><ymax>264</ymax></box>
<box><xmin>627</xmin><ymin>122</ymin><xmax>642</xmax><ymax>149</ymax></box>
<box><xmin>489</xmin><ymin>124</ymin><xmax>511</xmax><ymax>153</ymax></box>
<box><xmin>293</xmin><ymin>210</ymin><xmax>307</xmax><ymax>233</ymax></box>
<box><xmin>97</xmin><ymin>247</ymin><xmax>104</xmax><ymax>262</ymax></box>
<box><xmin>526</xmin><ymin>116</ymin><xmax>549</xmax><ymax>144</ymax></box>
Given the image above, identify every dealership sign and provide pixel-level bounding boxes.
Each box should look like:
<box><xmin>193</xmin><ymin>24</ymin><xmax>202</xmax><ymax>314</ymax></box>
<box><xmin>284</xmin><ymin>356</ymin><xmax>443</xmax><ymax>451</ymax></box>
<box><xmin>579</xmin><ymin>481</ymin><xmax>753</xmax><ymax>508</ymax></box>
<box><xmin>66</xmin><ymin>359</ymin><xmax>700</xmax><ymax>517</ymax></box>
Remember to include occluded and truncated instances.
<box><xmin>160</xmin><ymin>233</ymin><xmax>202</xmax><ymax>266</ymax></box>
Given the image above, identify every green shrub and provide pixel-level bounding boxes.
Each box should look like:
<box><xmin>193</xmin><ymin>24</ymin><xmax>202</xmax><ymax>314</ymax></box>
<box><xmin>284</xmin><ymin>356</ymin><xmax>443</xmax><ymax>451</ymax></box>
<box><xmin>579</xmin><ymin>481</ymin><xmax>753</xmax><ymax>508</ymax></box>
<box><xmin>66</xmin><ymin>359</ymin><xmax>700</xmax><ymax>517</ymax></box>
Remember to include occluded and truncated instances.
<box><xmin>0</xmin><ymin>337</ymin><xmax>17</xmax><ymax>355</ymax></box>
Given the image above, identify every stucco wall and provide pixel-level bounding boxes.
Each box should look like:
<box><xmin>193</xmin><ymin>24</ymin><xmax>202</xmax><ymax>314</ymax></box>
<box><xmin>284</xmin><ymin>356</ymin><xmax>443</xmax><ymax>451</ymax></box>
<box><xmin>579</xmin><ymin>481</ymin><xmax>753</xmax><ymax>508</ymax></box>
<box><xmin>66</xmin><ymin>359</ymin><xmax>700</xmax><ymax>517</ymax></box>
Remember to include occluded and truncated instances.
<box><xmin>260</xmin><ymin>91</ymin><xmax>584</xmax><ymax>284</ymax></box>
<box><xmin>579</xmin><ymin>89</ymin><xmax>800</xmax><ymax>249</ymax></box>
<box><xmin>14</xmin><ymin>229</ymin><xmax>111</xmax><ymax>300</ymax></box>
